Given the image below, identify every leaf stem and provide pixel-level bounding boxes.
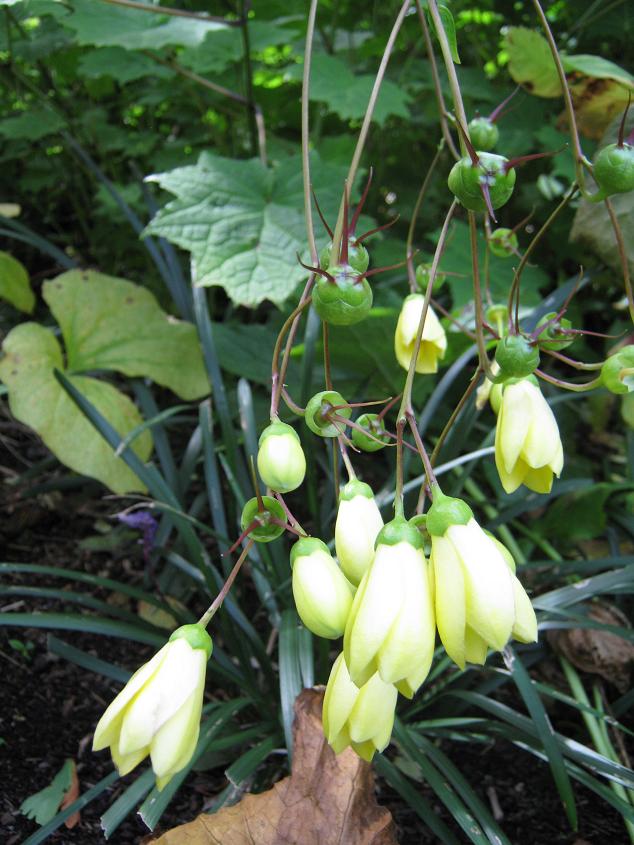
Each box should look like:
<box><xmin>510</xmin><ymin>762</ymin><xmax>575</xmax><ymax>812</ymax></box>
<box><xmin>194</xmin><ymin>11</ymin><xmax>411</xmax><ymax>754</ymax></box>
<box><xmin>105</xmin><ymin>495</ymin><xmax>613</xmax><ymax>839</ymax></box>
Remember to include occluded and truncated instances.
<box><xmin>427</xmin><ymin>0</ymin><xmax>469</xmax><ymax>155</ymax></box>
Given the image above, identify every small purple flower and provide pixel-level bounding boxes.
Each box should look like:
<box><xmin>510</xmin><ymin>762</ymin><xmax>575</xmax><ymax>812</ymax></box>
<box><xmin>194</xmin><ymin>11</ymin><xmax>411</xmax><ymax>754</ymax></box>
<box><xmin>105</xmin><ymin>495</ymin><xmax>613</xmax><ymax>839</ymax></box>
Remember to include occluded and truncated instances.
<box><xmin>117</xmin><ymin>510</ymin><xmax>158</xmax><ymax>563</ymax></box>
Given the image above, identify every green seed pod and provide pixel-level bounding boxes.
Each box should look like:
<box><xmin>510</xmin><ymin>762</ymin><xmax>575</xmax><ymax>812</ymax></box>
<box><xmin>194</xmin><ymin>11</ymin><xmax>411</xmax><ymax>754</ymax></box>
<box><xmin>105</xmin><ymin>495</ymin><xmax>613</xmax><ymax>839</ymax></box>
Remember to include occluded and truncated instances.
<box><xmin>468</xmin><ymin>116</ymin><xmax>499</xmax><ymax>151</ymax></box>
<box><xmin>351</xmin><ymin>412</ymin><xmax>390</xmax><ymax>452</ymax></box>
<box><xmin>415</xmin><ymin>262</ymin><xmax>446</xmax><ymax>293</ymax></box>
<box><xmin>240</xmin><ymin>495</ymin><xmax>286</xmax><ymax>543</ymax></box>
<box><xmin>593</xmin><ymin>143</ymin><xmax>634</xmax><ymax>197</ymax></box>
<box><xmin>320</xmin><ymin>239</ymin><xmax>369</xmax><ymax>274</ymax></box>
<box><xmin>601</xmin><ymin>347</ymin><xmax>634</xmax><ymax>395</ymax></box>
<box><xmin>495</xmin><ymin>334</ymin><xmax>540</xmax><ymax>380</ymax></box>
<box><xmin>536</xmin><ymin>312</ymin><xmax>574</xmax><ymax>352</ymax></box>
<box><xmin>448</xmin><ymin>153</ymin><xmax>516</xmax><ymax>212</ymax></box>
<box><xmin>257</xmin><ymin>422</ymin><xmax>306</xmax><ymax>493</ymax></box>
<box><xmin>489</xmin><ymin>227</ymin><xmax>518</xmax><ymax>258</ymax></box>
<box><xmin>312</xmin><ymin>264</ymin><xmax>373</xmax><ymax>326</ymax></box>
<box><xmin>305</xmin><ymin>390</ymin><xmax>351</xmax><ymax>438</ymax></box>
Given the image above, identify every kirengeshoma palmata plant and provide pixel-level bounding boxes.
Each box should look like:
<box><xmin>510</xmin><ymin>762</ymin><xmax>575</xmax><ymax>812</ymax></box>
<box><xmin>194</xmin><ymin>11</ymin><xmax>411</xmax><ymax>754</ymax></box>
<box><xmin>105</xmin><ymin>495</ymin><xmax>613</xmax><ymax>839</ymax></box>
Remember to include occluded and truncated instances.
<box><xmin>80</xmin><ymin>0</ymin><xmax>634</xmax><ymax>839</ymax></box>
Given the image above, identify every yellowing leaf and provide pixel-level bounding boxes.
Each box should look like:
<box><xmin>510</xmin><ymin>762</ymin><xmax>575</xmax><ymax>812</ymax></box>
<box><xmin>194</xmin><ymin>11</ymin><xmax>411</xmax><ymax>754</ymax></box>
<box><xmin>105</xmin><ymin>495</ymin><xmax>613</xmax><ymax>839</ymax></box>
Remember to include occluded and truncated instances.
<box><xmin>153</xmin><ymin>689</ymin><xmax>397</xmax><ymax>845</ymax></box>
<box><xmin>0</xmin><ymin>251</ymin><xmax>35</xmax><ymax>313</ymax></box>
<box><xmin>42</xmin><ymin>270</ymin><xmax>209</xmax><ymax>400</ymax></box>
<box><xmin>0</xmin><ymin>323</ymin><xmax>152</xmax><ymax>494</ymax></box>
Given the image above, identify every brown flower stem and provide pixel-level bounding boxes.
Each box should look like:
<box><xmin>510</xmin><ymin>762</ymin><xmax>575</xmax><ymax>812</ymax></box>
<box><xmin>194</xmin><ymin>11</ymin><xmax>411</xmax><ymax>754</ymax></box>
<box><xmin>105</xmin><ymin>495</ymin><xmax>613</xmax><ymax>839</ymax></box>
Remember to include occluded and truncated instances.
<box><xmin>99</xmin><ymin>0</ymin><xmax>238</xmax><ymax>24</ymax></box>
<box><xmin>199</xmin><ymin>539</ymin><xmax>255</xmax><ymax>627</ymax></box>
<box><xmin>323</xmin><ymin>322</ymin><xmax>333</xmax><ymax>390</ymax></box>
<box><xmin>405</xmin><ymin>143</ymin><xmax>445</xmax><ymax>291</ymax></box>
<box><xmin>415</xmin><ymin>0</ymin><xmax>460</xmax><ymax>159</ymax></box>
<box><xmin>430</xmin><ymin>368</ymin><xmax>483</xmax><ymax>466</ymax></box>
<box><xmin>468</xmin><ymin>211</ymin><xmax>497</xmax><ymax>380</ymax></box>
<box><xmin>531</xmin><ymin>0</ymin><xmax>591</xmax><ymax>193</ymax></box>
<box><xmin>535</xmin><ymin>369</ymin><xmax>603</xmax><ymax>392</ymax></box>
<box><xmin>604</xmin><ymin>197</ymin><xmax>634</xmax><ymax>325</ymax></box>
<box><xmin>270</xmin><ymin>298</ymin><xmax>313</xmax><ymax>419</ymax></box>
<box><xmin>427</xmin><ymin>0</ymin><xmax>469</xmax><ymax>155</ymax></box>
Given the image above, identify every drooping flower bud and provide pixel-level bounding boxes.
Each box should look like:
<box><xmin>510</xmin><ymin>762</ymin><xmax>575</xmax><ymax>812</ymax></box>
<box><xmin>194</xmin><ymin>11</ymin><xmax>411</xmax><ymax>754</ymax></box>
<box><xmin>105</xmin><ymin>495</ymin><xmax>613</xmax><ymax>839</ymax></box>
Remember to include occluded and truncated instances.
<box><xmin>427</xmin><ymin>489</ymin><xmax>537</xmax><ymax>669</ymax></box>
<box><xmin>322</xmin><ymin>653</ymin><xmax>397</xmax><ymax>762</ymax></box>
<box><xmin>494</xmin><ymin>378</ymin><xmax>563</xmax><ymax>494</ymax></box>
<box><xmin>291</xmin><ymin>537</ymin><xmax>354</xmax><ymax>639</ymax></box>
<box><xmin>344</xmin><ymin>518</ymin><xmax>435</xmax><ymax>698</ymax></box>
<box><xmin>335</xmin><ymin>479</ymin><xmax>383</xmax><ymax>586</ymax></box>
<box><xmin>257</xmin><ymin>422</ymin><xmax>306</xmax><ymax>494</ymax></box>
<box><xmin>601</xmin><ymin>346</ymin><xmax>634</xmax><ymax>395</ymax></box>
<box><xmin>93</xmin><ymin>624</ymin><xmax>212</xmax><ymax>790</ymax></box>
<box><xmin>395</xmin><ymin>294</ymin><xmax>447</xmax><ymax>375</ymax></box>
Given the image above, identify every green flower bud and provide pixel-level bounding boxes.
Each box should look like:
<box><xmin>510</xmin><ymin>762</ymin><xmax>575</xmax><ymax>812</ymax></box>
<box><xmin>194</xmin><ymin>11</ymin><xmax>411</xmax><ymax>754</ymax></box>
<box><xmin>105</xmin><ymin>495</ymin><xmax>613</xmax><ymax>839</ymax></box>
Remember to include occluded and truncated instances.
<box><xmin>240</xmin><ymin>495</ymin><xmax>286</xmax><ymax>543</ymax></box>
<box><xmin>320</xmin><ymin>239</ymin><xmax>369</xmax><ymax>274</ymax></box>
<box><xmin>448</xmin><ymin>153</ymin><xmax>516</xmax><ymax>213</ymax></box>
<box><xmin>291</xmin><ymin>537</ymin><xmax>354</xmax><ymax>639</ymax></box>
<box><xmin>376</xmin><ymin>516</ymin><xmax>424</xmax><ymax>550</ymax></box>
<box><xmin>169</xmin><ymin>624</ymin><xmax>213</xmax><ymax>659</ymax></box>
<box><xmin>495</xmin><ymin>334</ymin><xmax>540</xmax><ymax>380</ymax></box>
<box><xmin>425</xmin><ymin>488</ymin><xmax>474</xmax><ymax>537</ymax></box>
<box><xmin>257</xmin><ymin>422</ymin><xmax>306</xmax><ymax>493</ymax></box>
<box><xmin>535</xmin><ymin>312</ymin><xmax>574</xmax><ymax>352</ymax></box>
<box><xmin>305</xmin><ymin>390</ymin><xmax>351</xmax><ymax>438</ymax></box>
<box><xmin>602</xmin><ymin>346</ymin><xmax>634</xmax><ymax>394</ymax></box>
<box><xmin>593</xmin><ymin>143</ymin><xmax>634</xmax><ymax>198</ymax></box>
<box><xmin>488</xmin><ymin>227</ymin><xmax>518</xmax><ymax>258</ymax></box>
<box><xmin>312</xmin><ymin>264</ymin><xmax>373</xmax><ymax>326</ymax></box>
<box><xmin>415</xmin><ymin>262</ymin><xmax>446</xmax><ymax>293</ymax></box>
<box><xmin>350</xmin><ymin>413</ymin><xmax>390</xmax><ymax>452</ymax></box>
<box><xmin>468</xmin><ymin>116</ymin><xmax>499</xmax><ymax>151</ymax></box>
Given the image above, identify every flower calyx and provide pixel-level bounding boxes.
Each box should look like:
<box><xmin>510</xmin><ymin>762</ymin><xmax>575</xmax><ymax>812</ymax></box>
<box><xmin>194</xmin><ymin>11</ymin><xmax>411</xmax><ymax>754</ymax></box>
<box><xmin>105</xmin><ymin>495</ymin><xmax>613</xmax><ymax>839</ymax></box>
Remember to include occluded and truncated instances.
<box><xmin>305</xmin><ymin>390</ymin><xmax>351</xmax><ymax>438</ymax></box>
<box><xmin>425</xmin><ymin>486</ymin><xmax>474</xmax><ymax>537</ymax></box>
<box><xmin>240</xmin><ymin>495</ymin><xmax>287</xmax><ymax>543</ymax></box>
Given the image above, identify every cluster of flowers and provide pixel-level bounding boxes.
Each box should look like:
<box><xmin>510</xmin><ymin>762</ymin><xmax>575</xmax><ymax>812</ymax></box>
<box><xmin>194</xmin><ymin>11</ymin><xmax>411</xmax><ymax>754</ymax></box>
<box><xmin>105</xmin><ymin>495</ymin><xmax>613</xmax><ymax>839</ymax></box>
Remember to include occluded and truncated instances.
<box><xmin>292</xmin><ymin>480</ymin><xmax>537</xmax><ymax>761</ymax></box>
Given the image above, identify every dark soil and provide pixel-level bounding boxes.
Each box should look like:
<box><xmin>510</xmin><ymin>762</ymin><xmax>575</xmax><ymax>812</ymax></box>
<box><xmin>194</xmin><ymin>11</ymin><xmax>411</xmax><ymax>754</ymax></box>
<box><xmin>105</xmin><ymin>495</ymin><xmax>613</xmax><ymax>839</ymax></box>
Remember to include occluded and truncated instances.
<box><xmin>1</xmin><ymin>461</ymin><xmax>631</xmax><ymax>844</ymax></box>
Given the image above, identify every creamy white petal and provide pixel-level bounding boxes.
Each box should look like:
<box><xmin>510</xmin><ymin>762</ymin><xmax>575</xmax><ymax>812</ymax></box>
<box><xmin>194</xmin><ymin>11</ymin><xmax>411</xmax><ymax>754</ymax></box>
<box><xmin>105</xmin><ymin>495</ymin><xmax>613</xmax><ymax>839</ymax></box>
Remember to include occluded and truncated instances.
<box><xmin>119</xmin><ymin>640</ymin><xmax>203</xmax><ymax>755</ymax></box>
<box><xmin>432</xmin><ymin>535</ymin><xmax>467</xmax><ymax>669</ymax></box>
<box><xmin>322</xmin><ymin>653</ymin><xmax>359</xmax><ymax>745</ymax></box>
<box><xmin>292</xmin><ymin>550</ymin><xmax>353</xmax><ymax>639</ymax></box>
<box><xmin>448</xmin><ymin>520</ymin><xmax>514</xmax><ymax>651</ymax></box>
<box><xmin>344</xmin><ymin>544</ymin><xmax>403</xmax><ymax>686</ymax></box>
<box><xmin>335</xmin><ymin>496</ymin><xmax>383</xmax><ymax>586</ymax></box>
<box><xmin>497</xmin><ymin>382</ymin><xmax>532</xmax><ymax>474</ymax></box>
<box><xmin>93</xmin><ymin>644</ymin><xmax>170</xmax><ymax>751</ymax></box>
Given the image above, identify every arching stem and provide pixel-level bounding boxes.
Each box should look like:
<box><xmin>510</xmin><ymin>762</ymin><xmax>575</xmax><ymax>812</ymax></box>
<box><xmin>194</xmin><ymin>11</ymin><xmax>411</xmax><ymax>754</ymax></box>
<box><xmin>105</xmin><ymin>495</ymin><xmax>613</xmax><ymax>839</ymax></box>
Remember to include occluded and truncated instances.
<box><xmin>199</xmin><ymin>539</ymin><xmax>255</xmax><ymax>627</ymax></box>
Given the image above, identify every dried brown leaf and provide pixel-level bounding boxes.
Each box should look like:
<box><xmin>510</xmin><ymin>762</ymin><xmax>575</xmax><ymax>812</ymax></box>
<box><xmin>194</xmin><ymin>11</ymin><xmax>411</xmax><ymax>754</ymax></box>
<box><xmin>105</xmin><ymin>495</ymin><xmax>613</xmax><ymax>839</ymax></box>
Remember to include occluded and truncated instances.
<box><xmin>152</xmin><ymin>688</ymin><xmax>397</xmax><ymax>845</ymax></box>
<box><xmin>548</xmin><ymin>602</ymin><xmax>634</xmax><ymax>692</ymax></box>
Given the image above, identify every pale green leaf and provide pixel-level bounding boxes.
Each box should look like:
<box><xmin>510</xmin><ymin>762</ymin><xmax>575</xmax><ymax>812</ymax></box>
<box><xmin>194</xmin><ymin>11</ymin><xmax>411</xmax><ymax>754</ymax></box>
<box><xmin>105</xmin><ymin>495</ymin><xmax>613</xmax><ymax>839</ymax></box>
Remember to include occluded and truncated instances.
<box><xmin>0</xmin><ymin>251</ymin><xmax>35</xmax><ymax>313</ymax></box>
<box><xmin>145</xmin><ymin>152</ymin><xmax>348</xmax><ymax>307</ymax></box>
<box><xmin>61</xmin><ymin>0</ymin><xmax>226</xmax><ymax>49</ymax></box>
<box><xmin>42</xmin><ymin>270</ymin><xmax>210</xmax><ymax>400</ymax></box>
<box><xmin>503</xmin><ymin>27</ymin><xmax>562</xmax><ymax>98</ymax></box>
<box><xmin>0</xmin><ymin>323</ymin><xmax>152</xmax><ymax>494</ymax></box>
<box><xmin>20</xmin><ymin>760</ymin><xmax>74</xmax><ymax>826</ymax></box>
<box><xmin>284</xmin><ymin>53</ymin><xmax>411</xmax><ymax>123</ymax></box>
<box><xmin>0</xmin><ymin>108</ymin><xmax>65</xmax><ymax>141</ymax></box>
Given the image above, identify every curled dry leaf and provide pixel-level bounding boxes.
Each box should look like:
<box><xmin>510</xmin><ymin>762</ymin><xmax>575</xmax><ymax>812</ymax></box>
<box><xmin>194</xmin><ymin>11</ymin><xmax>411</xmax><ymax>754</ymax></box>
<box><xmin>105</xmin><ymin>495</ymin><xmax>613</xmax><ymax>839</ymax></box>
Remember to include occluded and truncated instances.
<box><xmin>548</xmin><ymin>602</ymin><xmax>634</xmax><ymax>692</ymax></box>
<box><xmin>151</xmin><ymin>688</ymin><xmax>397</xmax><ymax>845</ymax></box>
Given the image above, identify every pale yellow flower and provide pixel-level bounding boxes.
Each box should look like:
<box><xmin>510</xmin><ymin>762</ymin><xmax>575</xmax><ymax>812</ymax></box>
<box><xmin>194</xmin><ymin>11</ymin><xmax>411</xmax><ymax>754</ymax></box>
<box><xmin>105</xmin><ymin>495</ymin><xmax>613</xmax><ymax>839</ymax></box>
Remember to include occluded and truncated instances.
<box><xmin>395</xmin><ymin>294</ymin><xmax>447</xmax><ymax>374</ymax></box>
